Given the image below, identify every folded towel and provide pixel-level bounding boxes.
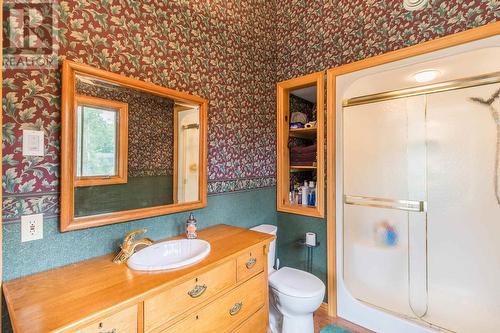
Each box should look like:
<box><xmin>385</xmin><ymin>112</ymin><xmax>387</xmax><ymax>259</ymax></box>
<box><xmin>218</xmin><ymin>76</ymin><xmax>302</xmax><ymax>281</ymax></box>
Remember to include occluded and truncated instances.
<box><xmin>290</xmin><ymin>156</ymin><xmax>316</xmax><ymax>163</ymax></box>
<box><xmin>290</xmin><ymin>144</ymin><xmax>317</xmax><ymax>154</ymax></box>
<box><xmin>290</xmin><ymin>122</ymin><xmax>305</xmax><ymax>129</ymax></box>
<box><xmin>290</xmin><ymin>152</ymin><xmax>316</xmax><ymax>160</ymax></box>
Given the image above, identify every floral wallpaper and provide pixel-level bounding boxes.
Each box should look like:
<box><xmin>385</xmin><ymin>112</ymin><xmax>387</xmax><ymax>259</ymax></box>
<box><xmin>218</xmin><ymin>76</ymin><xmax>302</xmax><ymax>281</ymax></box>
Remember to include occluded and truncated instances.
<box><xmin>275</xmin><ymin>0</ymin><xmax>499</xmax><ymax>81</ymax></box>
<box><xmin>76</xmin><ymin>80</ymin><xmax>175</xmax><ymax>177</ymax></box>
<box><xmin>2</xmin><ymin>0</ymin><xmax>277</xmax><ymax>222</ymax></box>
<box><xmin>2</xmin><ymin>0</ymin><xmax>499</xmax><ymax>223</ymax></box>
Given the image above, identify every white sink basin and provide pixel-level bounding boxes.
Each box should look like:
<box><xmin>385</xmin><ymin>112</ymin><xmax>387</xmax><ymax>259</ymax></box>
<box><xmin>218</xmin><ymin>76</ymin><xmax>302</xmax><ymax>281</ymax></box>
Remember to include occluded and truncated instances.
<box><xmin>127</xmin><ymin>239</ymin><xmax>211</xmax><ymax>271</ymax></box>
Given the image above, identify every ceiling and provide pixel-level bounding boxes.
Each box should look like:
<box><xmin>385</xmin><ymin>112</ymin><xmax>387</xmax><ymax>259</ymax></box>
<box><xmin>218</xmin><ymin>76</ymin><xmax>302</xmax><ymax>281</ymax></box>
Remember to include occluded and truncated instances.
<box><xmin>290</xmin><ymin>86</ymin><xmax>317</xmax><ymax>103</ymax></box>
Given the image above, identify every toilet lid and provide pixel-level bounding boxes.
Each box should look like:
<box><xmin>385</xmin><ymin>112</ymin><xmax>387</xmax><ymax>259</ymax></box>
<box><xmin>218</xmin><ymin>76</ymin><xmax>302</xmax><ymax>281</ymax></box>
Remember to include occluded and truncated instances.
<box><xmin>269</xmin><ymin>267</ymin><xmax>325</xmax><ymax>298</ymax></box>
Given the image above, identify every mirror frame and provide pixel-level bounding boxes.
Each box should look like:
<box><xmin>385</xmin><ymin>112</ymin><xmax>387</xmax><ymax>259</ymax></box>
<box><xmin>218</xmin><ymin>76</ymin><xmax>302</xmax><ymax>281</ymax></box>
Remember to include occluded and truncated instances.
<box><xmin>60</xmin><ymin>60</ymin><xmax>208</xmax><ymax>232</ymax></box>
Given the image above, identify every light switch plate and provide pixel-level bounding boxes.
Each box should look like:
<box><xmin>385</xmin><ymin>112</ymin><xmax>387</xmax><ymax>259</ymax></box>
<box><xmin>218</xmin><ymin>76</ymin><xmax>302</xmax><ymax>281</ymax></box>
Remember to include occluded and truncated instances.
<box><xmin>21</xmin><ymin>213</ymin><xmax>43</xmax><ymax>242</ymax></box>
<box><xmin>22</xmin><ymin>130</ymin><xmax>44</xmax><ymax>156</ymax></box>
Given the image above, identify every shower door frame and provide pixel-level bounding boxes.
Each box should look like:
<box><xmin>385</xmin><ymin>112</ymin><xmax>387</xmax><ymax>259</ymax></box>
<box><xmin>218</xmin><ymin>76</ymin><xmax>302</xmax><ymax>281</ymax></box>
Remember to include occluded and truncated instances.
<box><xmin>325</xmin><ymin>21</ymin><xmax>500</xmax><ymax>318</ymax></box>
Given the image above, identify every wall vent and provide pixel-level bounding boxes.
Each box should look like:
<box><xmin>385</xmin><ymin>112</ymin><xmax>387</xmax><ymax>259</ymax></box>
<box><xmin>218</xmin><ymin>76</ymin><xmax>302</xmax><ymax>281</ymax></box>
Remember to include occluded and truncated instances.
<box><xmin>403</xmin><ymin>0</ymin><xmax>428</xmax><ymax>11</ymax></box>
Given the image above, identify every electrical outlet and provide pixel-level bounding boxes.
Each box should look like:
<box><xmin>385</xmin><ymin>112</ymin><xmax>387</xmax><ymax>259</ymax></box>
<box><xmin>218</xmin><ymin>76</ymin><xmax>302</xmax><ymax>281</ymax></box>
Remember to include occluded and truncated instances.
<box><xmin>21</xmin><ymin>213</ymin><xmax>43</xmax><ymax>242</ymax></box>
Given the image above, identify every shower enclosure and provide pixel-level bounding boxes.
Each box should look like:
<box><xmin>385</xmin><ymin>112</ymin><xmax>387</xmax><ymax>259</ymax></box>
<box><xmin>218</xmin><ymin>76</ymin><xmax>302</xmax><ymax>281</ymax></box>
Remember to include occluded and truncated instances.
<box><xmin>336</xmin><ymin>37</ymin><xmax>500</xmax><ymax>333</ymax></box>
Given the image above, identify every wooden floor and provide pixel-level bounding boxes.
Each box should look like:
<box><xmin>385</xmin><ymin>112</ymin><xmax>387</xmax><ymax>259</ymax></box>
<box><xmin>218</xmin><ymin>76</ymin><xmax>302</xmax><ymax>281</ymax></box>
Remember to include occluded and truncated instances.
<box><xmin>314</xmin><ymin>305</ymin><xmax>374</xmax><ymax>333</ymax></box>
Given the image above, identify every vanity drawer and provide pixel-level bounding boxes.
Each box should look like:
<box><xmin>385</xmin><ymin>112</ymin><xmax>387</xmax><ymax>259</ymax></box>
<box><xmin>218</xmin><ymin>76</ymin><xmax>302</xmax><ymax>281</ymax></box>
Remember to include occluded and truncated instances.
<box><xmin>236</xmin><ymin>244</ymin><xmax>265</xmax><ymax>282</ymax></box>
<box><xmin>145</xmin><ymin>259</ymin><xmax>236</xmax><ymax>332</ymax></box>
<box><xmin>231</xmin><ymin>306</ymin><xmax>268</xmax><ymax>333</ymax></box>
<box><xmin>75</xmin><ymin>305</ymin><xmax>138</xmax><ymax>333</ymax></box>
<box><xmin>161</xmin><ymin>272</ymin><xmax>266</xmax><ymax>333</ymax></box>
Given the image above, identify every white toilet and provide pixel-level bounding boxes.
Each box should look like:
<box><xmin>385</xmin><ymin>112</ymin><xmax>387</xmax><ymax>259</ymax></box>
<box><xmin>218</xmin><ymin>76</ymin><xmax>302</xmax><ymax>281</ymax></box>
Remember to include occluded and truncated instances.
<box><xmin>250</xmin><ymin>224</ymin><xmax>325</xmax><ymax>333</ymax></box>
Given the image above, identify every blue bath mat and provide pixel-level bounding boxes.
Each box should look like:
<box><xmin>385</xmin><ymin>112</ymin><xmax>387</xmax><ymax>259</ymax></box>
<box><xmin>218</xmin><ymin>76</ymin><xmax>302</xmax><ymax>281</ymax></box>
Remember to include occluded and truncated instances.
<box><xmin>320</xmin><ymin>324</ymin><xmax>353</xmax><ymax>333</ymax></box>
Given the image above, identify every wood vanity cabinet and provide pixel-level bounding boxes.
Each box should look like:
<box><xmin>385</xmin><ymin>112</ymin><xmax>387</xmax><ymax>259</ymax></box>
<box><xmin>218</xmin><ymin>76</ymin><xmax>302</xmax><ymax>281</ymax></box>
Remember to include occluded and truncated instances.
<box><xmin>159</xmin><ymin>274</ymin><xmax>266</xmax><ymax>333</ymax></box>
<box><xmin>3</xmin><ymin>225</ymin><xmax>274</xmax><ymax>333</ymax></box>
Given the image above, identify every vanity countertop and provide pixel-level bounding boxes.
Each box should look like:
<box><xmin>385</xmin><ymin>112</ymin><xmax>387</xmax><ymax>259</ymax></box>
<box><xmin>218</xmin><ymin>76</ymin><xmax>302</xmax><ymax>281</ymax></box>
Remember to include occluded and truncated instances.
<box><xmin>3</xmin><ymin>224</ymin><xmax>274</xmax><ymax>333</ymax></box>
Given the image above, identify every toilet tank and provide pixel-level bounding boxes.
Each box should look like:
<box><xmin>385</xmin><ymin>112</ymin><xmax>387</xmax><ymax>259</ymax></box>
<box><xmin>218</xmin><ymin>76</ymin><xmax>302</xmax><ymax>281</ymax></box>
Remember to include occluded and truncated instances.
<box><xmin>250</xmin><ymin>224</ymin><xmax>277</xmax><ymax>274</ymax></box>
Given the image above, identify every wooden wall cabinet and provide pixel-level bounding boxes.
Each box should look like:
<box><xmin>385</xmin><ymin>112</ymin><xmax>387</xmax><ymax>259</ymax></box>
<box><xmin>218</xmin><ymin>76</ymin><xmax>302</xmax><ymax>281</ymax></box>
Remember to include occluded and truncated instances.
<box><xmin>277</xmin><ymin>72</ymin><xmax>325</xmax><ymax>218</ymax></box>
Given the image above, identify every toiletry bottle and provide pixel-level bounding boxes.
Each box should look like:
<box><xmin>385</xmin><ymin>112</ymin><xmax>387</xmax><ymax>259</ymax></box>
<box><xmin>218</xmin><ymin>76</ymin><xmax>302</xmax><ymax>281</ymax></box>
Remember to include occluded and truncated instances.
<box><xmin>186</xmin><ymin>212</ymin><xmax>197</xmax><ymax>239</ymax></box>
<box><xmin>289</xmin><ymin>184</ymin><xmax>294</xmax><ymax>204</ymax></box>
<box><xmin>301</xmin><ymin>181</ymin><xmax>308</xmax><ymax>206</ymax></box>
<box><xmin>307</xmin><ymin>181</ymin><xmax>316</xmax><ymax>206</ymax></box>
<box><xmin>311</xmin><ymin>181</ymin><xmax>316</xmax><ymax>206</ymax></box>
<box><xmin>293</xmin><ymin>185</ymin><xmax>299</xmax><ymax>204</ymax></box>
<box><xmin>298</xmin><ymin>186</ymin><xmax>303</xmax><ymax>205</ymax></box>
<box><xmin>313</xmin><ymin>182</ymin><xmax>318</xmax><ymax>207</ymax></box>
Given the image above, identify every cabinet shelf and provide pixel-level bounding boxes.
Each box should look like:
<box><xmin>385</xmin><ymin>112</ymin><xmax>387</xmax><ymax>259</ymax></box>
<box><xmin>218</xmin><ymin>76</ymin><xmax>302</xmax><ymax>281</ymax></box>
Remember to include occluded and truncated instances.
<box><xmin>289</xmin><ymin>127</ymin><xmax>317</xmax><ymax>139</ymax></box>
<box><xmin>280</xmin><ymin>203</ymin><xmax>323</xmax><ymax>218</ymax></box>
<box><xmin>290</xmin><ymin>165</ymin><xmax>317</xmax><ymax>171</ymax></box>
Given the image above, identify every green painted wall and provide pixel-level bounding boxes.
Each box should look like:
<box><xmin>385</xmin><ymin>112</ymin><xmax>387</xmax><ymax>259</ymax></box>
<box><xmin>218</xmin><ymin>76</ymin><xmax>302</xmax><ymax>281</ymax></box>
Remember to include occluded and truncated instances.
<box><xmin>276</xmin><ymin>212</ymin><xmax>327</xmax><ymax>301</ymax></box>
<box><xmin>74</xmin><ymin>175</ymin><xmax>174</xmax><ymax>217</ymax></box>
<box><xmin>3</xmin><ymin>187</ymin><xmax>277</xmax><ymax>281</ymax></box>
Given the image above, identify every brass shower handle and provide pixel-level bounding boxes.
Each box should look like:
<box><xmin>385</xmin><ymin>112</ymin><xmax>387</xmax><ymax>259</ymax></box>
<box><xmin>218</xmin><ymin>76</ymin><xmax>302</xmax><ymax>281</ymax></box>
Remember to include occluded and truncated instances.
<box><xmin>344</xmin><ymin>195</ymin><xmax>426</xmax><ymax>212</ymax></box>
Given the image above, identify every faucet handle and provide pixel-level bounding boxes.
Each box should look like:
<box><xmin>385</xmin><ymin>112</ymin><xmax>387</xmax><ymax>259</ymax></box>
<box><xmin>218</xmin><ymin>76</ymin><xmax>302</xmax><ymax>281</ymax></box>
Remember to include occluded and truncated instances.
<box><xmin>113</xmin><ymin>229</ymin><xmax>151</xmax><ymax>264</ymax></box>
<box><xmin>123</xmin><ymin>228</ymin><xmax>147</xmax><ymax>246</ymax></box>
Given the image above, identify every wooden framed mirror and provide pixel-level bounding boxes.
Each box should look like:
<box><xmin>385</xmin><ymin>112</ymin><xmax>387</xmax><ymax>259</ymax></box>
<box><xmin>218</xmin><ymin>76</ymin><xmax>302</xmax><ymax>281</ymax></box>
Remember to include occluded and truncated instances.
<box><xmin>60</xmin><ymin>60</ymin><xmax>208</xmax><ymax>231</ymax></box>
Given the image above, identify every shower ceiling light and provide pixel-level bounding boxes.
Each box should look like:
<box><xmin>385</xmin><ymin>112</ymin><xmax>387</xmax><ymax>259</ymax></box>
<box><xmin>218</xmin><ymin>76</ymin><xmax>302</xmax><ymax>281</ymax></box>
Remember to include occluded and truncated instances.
<box><xmin>403</xmin><ymin>0</ymin><xmax>428</xmax><ymax>11</ymax></box>
<box><xmin>413</xmin><ymin>70</ymin><xmax>440</xmax><ymax>83</ymax></box>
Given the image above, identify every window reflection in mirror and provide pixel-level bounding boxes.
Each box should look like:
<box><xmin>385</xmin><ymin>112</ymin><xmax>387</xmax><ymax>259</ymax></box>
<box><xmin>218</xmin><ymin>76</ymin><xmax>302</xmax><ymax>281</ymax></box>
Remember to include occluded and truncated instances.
<box><xmin>75</xmin><ymin>95</ymin><xmax>128</xmax><ymax>187</ymax></box>
<box><xmin>77</xmin><ymin>106</ymin><xmax>117</xmax><ymax>177</ymax></box>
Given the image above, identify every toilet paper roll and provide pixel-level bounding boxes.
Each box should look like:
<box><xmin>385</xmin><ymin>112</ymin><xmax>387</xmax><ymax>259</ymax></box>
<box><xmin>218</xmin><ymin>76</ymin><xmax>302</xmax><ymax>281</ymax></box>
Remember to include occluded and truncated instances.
<box><xmin>304</xmin><ymin>121</ymin><xmax>317</xmax><ymax>129</ymax></box>
<box><xmin>305</xmin><ymin>232</ymin><xmax>316</xmax><ymax>246</ymax></box>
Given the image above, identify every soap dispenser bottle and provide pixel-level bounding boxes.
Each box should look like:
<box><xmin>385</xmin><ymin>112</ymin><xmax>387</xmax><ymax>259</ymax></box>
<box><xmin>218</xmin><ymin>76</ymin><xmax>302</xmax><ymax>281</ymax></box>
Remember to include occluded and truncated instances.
<box><xmin>186</xmin><ymin>212</ymin><xmax>197</xmax><ymax>239</ymax></box>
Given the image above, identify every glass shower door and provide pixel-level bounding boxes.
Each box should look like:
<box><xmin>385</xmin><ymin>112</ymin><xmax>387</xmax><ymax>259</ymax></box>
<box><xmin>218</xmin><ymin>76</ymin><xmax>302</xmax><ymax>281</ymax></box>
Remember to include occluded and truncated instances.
<box><xmin>343</xmin><ymin>81</ymin><xmax>500</xmax><ymax>332</ymax></box>
<box><xmin>424</xmin><ymin>82</ymin><xmax>500</xmax><ymax>333</ymax></box>
<box><xmin>343</xmin><ymin>95</ymin><xmax>428</xmax><ymax>319</ymax></box>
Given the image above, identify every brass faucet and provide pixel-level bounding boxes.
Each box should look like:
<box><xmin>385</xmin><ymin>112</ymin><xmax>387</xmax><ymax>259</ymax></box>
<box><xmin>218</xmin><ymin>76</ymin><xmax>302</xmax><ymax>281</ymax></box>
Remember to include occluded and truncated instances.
<box><xmin>113</xmin><ymin>228</ymin><xmax>154</xmax><ymax>264</ymax></box>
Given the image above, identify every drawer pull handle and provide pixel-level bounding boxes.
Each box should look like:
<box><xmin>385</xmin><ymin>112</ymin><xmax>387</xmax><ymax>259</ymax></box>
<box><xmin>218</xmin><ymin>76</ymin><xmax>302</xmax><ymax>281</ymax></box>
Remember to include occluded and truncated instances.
<box><xmin>229</xmin><ymin>302</ymin><xmax>243</xmax><ymax>316</ymax></box>
<box><xmin>188</xmin><ymin>284</ymin><xmax>207</xmax><ymax>298</ymax></box>
<box><xmin>246</xmin><ymin>258</ymin><xmax>257</xmax><ymax>269</ymax></box>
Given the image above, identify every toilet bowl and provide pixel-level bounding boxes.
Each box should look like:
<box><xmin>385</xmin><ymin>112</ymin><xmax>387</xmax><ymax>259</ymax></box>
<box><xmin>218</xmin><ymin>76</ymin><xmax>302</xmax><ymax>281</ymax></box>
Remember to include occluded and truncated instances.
<box><xmin>250</xmin><ymin>224</ymin><xmax>326</xmax><ymax>333</ymax></box>
<box><xmin>269</xmin><ymin>267</ymin><xmax>325</xmax><ymax>333</ymax></box>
